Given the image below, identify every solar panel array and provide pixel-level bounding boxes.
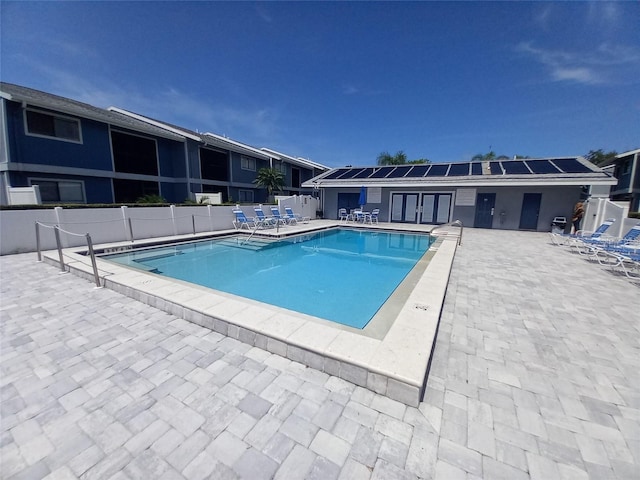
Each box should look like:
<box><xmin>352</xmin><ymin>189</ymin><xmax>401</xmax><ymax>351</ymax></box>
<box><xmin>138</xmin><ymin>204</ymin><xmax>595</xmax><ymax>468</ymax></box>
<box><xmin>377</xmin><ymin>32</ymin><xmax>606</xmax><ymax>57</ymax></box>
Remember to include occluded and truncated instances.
<box><xmin>320</xmin><ymin>158</ymin><xmax>593</xmax><ymax>180</ymax></box>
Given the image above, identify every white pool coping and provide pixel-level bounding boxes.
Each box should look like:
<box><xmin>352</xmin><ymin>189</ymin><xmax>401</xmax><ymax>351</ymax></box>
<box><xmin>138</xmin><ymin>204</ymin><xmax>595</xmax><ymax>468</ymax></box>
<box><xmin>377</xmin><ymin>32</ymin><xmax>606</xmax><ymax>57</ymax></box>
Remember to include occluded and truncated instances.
<box><xmin>42</xmin><ymin>224</ymin><xmax>458</xmax><ymax>406</ymax></box>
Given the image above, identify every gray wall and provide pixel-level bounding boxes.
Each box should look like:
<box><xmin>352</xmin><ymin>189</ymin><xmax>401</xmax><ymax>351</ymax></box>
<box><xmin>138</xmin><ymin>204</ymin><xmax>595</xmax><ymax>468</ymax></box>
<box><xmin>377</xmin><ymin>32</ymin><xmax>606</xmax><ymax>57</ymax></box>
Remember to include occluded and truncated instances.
<box><xmin>323</xmin><ymin>185</ymin><xmax>582</xmax><ymax>232</ymax></box>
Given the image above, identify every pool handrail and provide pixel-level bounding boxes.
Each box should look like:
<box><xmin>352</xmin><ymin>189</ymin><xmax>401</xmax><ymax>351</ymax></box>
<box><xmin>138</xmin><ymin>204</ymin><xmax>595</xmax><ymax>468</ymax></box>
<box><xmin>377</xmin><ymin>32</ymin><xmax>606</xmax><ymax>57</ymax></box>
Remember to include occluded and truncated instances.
<box><xmin>430</xmin><ymin>220</ymin><xmax>463</xmax><ymax>246</ymax></box>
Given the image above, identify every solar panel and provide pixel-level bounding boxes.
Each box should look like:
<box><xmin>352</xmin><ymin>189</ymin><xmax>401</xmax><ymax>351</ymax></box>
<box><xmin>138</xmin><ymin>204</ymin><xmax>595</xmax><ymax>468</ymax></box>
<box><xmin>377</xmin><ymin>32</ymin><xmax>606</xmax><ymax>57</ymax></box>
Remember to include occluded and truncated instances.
<box><xmin>425</xmin><ymin>164</ymin><xmax>449</xmax><ymax>176</ymax></box>
<box><xmin>352</xmin><ymin>168</ymin><xmax>375</xmax><ymax>179</ymax></box>
<box><xmin>502</xmin><ymin>161</ymin><xmax>531</xmax><ymax>174</ymax></box>
<box><xmin>489</xmin><ymin>162</ymin><xmax>503</xmax><ymax>175</ymax></box>
<box><xmin>526</xmin><ymin>160</ymin><xmax>561</xmax><ymax>174</ymax></box>
<box><xmin>404</xmin><ymin>165</ymin><xmax>431</xmax><ymax>177</ymax></box>
<box><xmin>323</xmin><ymin>168</ymin><xmax>350</xmax><ymax>179</ymax></box>
<box><xmin>386</xmin><ymin>166</ymin><xmax>413</xmax><ymax>178</ymax></box>
<box><xmin>552</xmin><ymin>158</ymin><xmax>593</xmax><ymax>173</ymax></box>
<box><xmin>369</xmin><ymin>167</ymin><xmax>396</xmax><ymax>178</ymax></box>
<box><xmin>471</xmin><ymin>162</ymin><xmax>483</xmax><ymax>175</ymax></box>
<box><xmin>447</xmin><ymin>163</ymin><xmax>470</xmax><ymax>176</ymax></box>
<box><xmin>337</xmin><ymin>168</ymin><xmax>366</xmax><ymax>179</ymax></box>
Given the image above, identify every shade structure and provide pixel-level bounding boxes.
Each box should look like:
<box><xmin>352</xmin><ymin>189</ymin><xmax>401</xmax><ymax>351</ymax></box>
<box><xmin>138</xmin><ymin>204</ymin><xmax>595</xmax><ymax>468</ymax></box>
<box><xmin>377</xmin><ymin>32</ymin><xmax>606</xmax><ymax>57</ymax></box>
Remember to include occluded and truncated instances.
<box><xmin>358</xmin><ymin>186</ymin><xmax>367</xmax><ymax>208</ymax></box>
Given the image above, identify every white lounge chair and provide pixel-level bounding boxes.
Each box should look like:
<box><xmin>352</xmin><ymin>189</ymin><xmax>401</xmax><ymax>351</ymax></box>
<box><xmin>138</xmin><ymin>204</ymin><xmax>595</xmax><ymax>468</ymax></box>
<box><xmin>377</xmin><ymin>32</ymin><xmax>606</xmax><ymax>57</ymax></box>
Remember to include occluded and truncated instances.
<box><xmin>232</xmin><ymin>209</ymin><xmax>260</xmax><ymax>230</ymax></box>
<box><xmin>284</xmin><ymin>207</ymin><xmax>309</xmax><ymax>224</ymax></box>
<box><xmin>550</xmin><ymin>218</ymin><xmax>615</xmax><ymax>246</ymax></box>
<box><xmin>269</xmin><ymin>206</ymin><xmax>289</xmax><ymax>226</ymax></box>
<box><xmin>253</xmin><ymin>207</ymin><xmax>277</xmax><ymax>228</ymax></box>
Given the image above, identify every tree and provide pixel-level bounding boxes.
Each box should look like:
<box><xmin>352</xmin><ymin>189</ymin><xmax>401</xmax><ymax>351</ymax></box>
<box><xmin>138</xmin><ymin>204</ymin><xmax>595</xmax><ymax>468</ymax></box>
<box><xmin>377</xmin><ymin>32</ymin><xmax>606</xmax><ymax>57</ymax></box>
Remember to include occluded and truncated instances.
<box><xmin>377</xmin><ymin>151</ymin><xmax>407</xmax><ymax>165</ymax></box>
<box><xmin>254</xmin><ymin>168</ymin><xmax>285</xmax><ymax>200</ymax></box>
<box><xmin>471</xmin><ymin>151</ymin><xmax>497</xmax><ymax>161</ymax></box>
<box><xmin>585</xmin><ymin>149</ymin><xmax>617</xmax><ymax>166</ymax></box>
<box><xmin>376</xmin><ymin>151</ymin><xmax>429</xmax><ymax>165</ymax></box>
<box><xmin>471</xmin><ymin>151</ymin><xmax>529</xmax><ymax>161</ymax></box>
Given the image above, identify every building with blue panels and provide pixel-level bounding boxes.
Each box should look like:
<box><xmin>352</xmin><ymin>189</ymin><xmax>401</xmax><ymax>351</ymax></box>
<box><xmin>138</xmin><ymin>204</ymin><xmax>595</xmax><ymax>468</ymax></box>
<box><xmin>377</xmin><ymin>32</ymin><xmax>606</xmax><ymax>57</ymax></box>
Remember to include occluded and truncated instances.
<box><xmin>304</xmin><ymin>158</ymin><xmax>617</xmax><ymax>231</ymax></box>
<box><xmin>0</xmin><ymin>83</ymin><xmax>327</xmax><ymax>205</ymax></box>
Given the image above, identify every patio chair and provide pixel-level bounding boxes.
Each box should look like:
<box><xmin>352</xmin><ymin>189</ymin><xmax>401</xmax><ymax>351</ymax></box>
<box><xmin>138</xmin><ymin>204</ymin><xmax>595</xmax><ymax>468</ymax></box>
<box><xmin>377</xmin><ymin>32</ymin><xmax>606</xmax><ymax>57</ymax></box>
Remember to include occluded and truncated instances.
<box><xmin>574</xmin><ymin>223</ymin><xmax>640</xmax><ymax>255</ymax></box>
<box><xmin>549</xmin><ymin>218</ymin><xmax>615</xmax><ymax>246</ymax></box>
<box><xmin>284</xmin><ymin>207</ymin><xmax>310</xmax><ymax>224</ymax></box>
<box><xmin>269</xmin><ymin>206</ymin><xmax>290</xmax><ymax>226</ymax></box>
<box><xmin>253</xmin><ymin>207</ymin><xmax>277</xmax><ymax>228</ymax></box>
<box><xmin>369</xmin><ymin>208</ymin><xmax>379</xmax><ymax>224</ymax></box>
<box><xmin>596</xmin><ymin>247</ymin><xmax>640</xmax><ymax>279</ymax></box>
<box><xmin>232</xmin><ymin>209</ymin><xmax>261</xmax><ymax>230</ymax></box>
<box><xmin>338</xmin><ymin>208</ymin><xmax>349</xmax><ymax>222</ymax></box>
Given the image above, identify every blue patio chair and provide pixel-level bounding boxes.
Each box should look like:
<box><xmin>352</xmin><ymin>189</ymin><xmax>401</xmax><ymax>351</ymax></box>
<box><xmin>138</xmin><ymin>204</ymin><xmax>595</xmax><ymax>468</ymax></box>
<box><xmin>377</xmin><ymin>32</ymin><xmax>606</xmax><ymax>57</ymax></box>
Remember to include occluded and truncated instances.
<box><xmin>550</xmin><ymin>218</ymin><xmax>615</xmax><ymax>246</ymax></box>
<box><xmin>269</xmin><ymin>206</ymin><xmax>290</xmax><ymax>226</ymax></box>
<box><xmin>253</xmin><ymin>207</ymin><xmax>277</xmax><ymax>228</ymax></box>
<box><xmin>594</xmin><ymin>246</ymin><xmax>640</xmax><ymax>279</ymax></box>
<box><xmin>575</xmin><ymin>223</ymin><xmax>640</xmax><ymax>256</ymax></box>
<box><xmin>284</xmin><ymin>207</ymin><xmax>310</xmax><ymax>224</ymax></box>
<box><xmin>232</xmin><ymin>209</ymin><xmax>260</xmax><ymax>230</ymax></box>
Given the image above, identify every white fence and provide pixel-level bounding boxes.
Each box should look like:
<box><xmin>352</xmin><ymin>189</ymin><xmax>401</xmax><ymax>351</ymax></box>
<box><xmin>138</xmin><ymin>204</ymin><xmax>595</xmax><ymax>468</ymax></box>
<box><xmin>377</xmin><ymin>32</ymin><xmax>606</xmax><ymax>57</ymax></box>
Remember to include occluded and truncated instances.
<box><xmin>0</xmin><ymin>199</ymin><xmax>317</xmax><ymax>255</ymax></box>
<box><xmin>583</xmin><ymin>198</ymin><xmax>637</xmax><ymax>238</ymax></box>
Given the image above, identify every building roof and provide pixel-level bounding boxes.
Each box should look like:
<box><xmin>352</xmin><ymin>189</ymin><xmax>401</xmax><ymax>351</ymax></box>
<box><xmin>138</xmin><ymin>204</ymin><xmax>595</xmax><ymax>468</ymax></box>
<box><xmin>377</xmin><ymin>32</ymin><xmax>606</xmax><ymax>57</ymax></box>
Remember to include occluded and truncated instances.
<box><xmin>200</xmin><ymin>132</ymin><xmax>273</xmax><ymax>161</ymax></box>
<box><xmin>260</xmin><ymin>148</ymin><xmax>328</xmax><ymax>171</ymax></box>
<box><xmin>0</xmin><ymin>82</ymin><xmax>185</xmax><ymax>141</ymax></box>
<box><xmin>303</xmin><ymin>157</ymin><xmax>617</xmax><ymax>188</ymax></box>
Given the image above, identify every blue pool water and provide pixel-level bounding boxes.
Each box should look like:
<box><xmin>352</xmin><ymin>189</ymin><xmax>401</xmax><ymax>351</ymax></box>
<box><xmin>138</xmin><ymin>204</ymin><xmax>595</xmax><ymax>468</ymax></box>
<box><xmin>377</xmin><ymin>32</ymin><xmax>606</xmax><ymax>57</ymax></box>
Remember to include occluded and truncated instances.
<box><xmin>102</xmin><ymin>228</ymin><xmax>433</xmax><ymax>329</ymax></box>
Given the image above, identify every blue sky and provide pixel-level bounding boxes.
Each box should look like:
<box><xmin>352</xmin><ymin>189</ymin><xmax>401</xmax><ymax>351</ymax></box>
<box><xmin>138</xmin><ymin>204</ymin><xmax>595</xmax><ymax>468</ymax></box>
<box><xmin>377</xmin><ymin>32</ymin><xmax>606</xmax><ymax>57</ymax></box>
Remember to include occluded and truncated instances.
<box><xmin>1</xmin><ymin>1</ymin><xmax>638</xmax><ymax>168</ymax></box>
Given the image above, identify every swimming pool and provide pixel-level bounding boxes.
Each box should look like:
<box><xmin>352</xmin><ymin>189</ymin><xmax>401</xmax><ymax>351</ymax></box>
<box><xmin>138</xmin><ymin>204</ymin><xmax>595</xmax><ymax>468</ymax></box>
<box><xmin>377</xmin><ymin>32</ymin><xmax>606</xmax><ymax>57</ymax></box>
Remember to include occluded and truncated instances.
<box><xmin>102</xmin><ymin>228</ymin><xmax>433</xmax><ymax>329</ymax></box>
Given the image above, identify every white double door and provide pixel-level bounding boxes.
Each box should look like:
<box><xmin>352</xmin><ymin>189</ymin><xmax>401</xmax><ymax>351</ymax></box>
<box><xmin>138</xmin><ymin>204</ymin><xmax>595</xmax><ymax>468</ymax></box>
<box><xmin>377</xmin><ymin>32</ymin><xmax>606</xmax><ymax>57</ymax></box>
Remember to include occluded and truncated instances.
<box><xmin>391</xmin><ymin>192</ymin><xmax>451</xmax><ymax>224</ymax></box>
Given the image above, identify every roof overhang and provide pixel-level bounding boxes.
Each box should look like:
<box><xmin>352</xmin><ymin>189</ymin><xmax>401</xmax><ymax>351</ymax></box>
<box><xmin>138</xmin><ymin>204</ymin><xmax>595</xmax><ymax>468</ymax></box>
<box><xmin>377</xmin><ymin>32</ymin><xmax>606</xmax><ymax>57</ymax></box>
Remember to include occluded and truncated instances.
<box><xmin>201</xmin><ymin>133</ymin><xmax>272</xmax><ymax>160</ymax></box>
<box><xmin>260</xmin><ymin>148</ymin><xmax>328</xmax><ymax>170</ymax></box>
<box><xmin>108</xmin><ymin>107</ymin><xmax>201</xmax><ymax>141</ymax></box>
<box><xmin>0</xmin><ymin>84</ymin><xmax>185</xmax><ymax>142</ymax></box>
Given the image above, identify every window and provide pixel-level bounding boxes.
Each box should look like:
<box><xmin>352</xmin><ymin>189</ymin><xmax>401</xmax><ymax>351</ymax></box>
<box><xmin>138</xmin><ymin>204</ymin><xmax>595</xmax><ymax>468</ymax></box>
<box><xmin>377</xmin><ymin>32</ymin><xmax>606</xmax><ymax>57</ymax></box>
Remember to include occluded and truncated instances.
<box><xmin>113</xmin><ymin>179</ymin><xmax>159</xmax><ymax>203</ymax></box>
<box><xmin>30</xmin><ymin>179</ymin><xmax>85</xmax><ymax>203</ymax></box>
<box><xmin>25</xmin><ymin>110</ymin><xmax>81</xmax><ymax>142</ymax></box>
<box><xmin>291</xmin><ymin>168</ymin><xmax>301</xmax><ymax>188</ymax></box>
<box><xmin>238</xmin><ymin>189</ymin><xmax>254</xmax><ymax>203</ymax></box>
<box><xmin>200</xmin><ymin>148</ymin><xmax>229</xmax><ymax>181</ymax></box>
<box><xmin>111</xmin><ymin>130</ymin><xmax>158</xmax><ymax>175</ymax></box>
<box><xmin>273</xmin><ymin>162</ymin><xmax>286</xmax><ymax>174</ymax></box>
<box><xmin>241</xmin><ymin>155</ymin><xmax>256</xmax><ymax>171</ymax></box>
<box><xmin>623</xmin><ymin>160</ymin><xmax>631</xmax><ymax>175</ymax></box>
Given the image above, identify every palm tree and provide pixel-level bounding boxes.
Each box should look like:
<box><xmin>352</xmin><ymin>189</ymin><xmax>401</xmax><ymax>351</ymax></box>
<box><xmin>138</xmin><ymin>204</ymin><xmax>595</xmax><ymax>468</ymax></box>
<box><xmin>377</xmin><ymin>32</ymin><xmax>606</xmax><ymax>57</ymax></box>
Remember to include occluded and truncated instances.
<box><xmin>254</xmin><ymin>168</ymin><xmax>285</xmax><ymax>201</ymax></box>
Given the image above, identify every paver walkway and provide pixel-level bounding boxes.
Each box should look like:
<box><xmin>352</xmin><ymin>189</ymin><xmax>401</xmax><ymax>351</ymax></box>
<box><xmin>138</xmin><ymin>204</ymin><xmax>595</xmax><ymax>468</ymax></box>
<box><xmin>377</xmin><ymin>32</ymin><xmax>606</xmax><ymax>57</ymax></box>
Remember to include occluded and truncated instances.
<box><xmin>1</xmin><ymin>229</ymin><xmax>638</xmax><ymax>479</ymax></box>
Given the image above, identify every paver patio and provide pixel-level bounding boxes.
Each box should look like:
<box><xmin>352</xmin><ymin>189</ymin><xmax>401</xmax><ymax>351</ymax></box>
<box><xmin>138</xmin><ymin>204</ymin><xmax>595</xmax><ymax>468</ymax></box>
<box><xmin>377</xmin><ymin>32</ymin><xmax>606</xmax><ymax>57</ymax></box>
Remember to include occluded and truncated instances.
<box><xmin>1</xmin><ymin>229</ymin><xmax>638</xmax><ymax>479</ymax></box>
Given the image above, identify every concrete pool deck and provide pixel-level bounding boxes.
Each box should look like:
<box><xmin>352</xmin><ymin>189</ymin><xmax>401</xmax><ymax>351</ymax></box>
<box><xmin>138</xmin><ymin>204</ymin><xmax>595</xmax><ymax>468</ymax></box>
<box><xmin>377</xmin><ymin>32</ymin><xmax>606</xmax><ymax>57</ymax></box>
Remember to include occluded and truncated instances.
<box><xmin>2</xmin><ymin>228</ymin><xmax>639</xmax><ymax>479</ymax></box>
<box><xmin>37</xmin><ymin>221</ymin><xmax>458</xmax><ymax>407</ymax></box>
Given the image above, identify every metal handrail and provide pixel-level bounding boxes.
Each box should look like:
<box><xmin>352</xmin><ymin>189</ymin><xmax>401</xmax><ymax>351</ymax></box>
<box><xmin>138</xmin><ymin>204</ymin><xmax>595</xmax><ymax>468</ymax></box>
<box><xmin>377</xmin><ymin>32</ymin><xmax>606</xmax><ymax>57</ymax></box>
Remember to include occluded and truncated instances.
<box><xmin>35</xmin><ymin>222</ymin><xmax>102</xmax><ymax>288</ymax></box>
<box><xmin>430</xmin><ymin>220</ymin><xmax>463</xmax><ymax>246</ymax></box>
<box><xmin>242</xmin><ymin>220</ymin><xmax>264</xmax><ymax>245</ymax></box>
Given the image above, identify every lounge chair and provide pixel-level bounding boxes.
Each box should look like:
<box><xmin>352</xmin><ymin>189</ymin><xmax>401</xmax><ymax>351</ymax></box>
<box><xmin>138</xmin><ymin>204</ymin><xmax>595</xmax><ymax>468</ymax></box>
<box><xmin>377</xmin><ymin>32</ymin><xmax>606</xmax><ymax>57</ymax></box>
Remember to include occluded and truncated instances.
<box><xmin>549</xmin><ymin>218</ymin><xmax>615</xmax><ymax>246</ymax></box>
<box><xmin>594</xmin><ymin>246</ymin><xmax>640</xmax><ymax>279</ymax></box>
<box><xmin>269</xmin><ymin>206</ymin><xmax>290</xmax><ymax>226</ymax></box>
<box><xmin>284</xmin><ymin>207</ymin><xmax>310</xmax><ymax>224</ymax></box>
<box><xmin>338</xmin><ymin>208</ymin><xmax>349</xmax><ymax>222</ymax></box>
<box><xmin>575</xmin><ymin>223</ymin><xmax>640</xmax><ymax>256</ymax></box>
<box><xmin>232</xmin><ymin>209</ymin><xmax>260</xmax><ymax>230</ymax></box>
<box><xmin>253</xmin><ymin>207</ymin><xmax>277</xmax><ymax>228</ymax></box>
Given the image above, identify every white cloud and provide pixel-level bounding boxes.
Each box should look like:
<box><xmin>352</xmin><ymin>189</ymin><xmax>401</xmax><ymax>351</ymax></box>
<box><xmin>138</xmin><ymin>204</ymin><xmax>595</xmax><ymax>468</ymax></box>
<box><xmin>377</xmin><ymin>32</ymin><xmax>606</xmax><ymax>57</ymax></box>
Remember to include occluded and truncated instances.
<box><xmin>515</xmin><ymin>41</ymin><xmax>640</xmax><ymax>86</ymax></box>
